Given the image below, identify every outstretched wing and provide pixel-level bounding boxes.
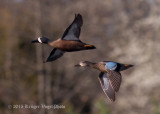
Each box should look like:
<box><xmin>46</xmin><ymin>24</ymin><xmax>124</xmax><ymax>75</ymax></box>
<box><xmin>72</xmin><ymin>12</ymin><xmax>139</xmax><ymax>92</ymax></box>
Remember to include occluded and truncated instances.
<box><xmin>107</xmin><ymin>70</ymin><xmax>122</xmax><ymax>92</ymax></box>
<box><xmin>62</xmin><ymin>14</ymin><xmax>83</xmax><ymax>41</ymax></box>
<box><xmin>98</xmin><ymin>72</ymin><xmax>115</xmax><ymax>102</ymax></box>
<box><xmin>46</xmin><ymin>48</ymin><xmax>64</xmax><ymax>62</ymax></box>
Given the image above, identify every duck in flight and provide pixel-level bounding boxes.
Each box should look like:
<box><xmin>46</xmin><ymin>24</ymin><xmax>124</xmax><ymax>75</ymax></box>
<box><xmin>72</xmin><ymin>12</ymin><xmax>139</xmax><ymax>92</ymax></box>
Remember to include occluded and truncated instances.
<box><xmin>32</xmin><ymin>14</ymin><xmax>96</xmax><ymax>62</ymax></box>
<box><xmin>75</xmin><ymin>61</ymin><xmax>134</xmax><ymax>102</ymax></box>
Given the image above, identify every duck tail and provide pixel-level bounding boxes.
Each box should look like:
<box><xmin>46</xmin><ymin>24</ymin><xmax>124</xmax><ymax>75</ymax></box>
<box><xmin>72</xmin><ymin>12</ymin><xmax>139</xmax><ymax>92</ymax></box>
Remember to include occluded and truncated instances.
<box><xmin>120</xmin><ymin>64</ymin><xmax>134</xmax><ymax>71</ymax></box>
<box><xmin>84</xmin><ymin>44</ymin><xmax>96</xmax><ymax>49</ymax></box>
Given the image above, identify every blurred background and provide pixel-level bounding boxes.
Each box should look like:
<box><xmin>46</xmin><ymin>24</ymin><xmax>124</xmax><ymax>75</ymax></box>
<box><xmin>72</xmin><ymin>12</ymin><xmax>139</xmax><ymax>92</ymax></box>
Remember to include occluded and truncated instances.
<box><xmin>0</xmin><ymin>0</ymin><xmax>160</xmax><ymax>114</ymax></box>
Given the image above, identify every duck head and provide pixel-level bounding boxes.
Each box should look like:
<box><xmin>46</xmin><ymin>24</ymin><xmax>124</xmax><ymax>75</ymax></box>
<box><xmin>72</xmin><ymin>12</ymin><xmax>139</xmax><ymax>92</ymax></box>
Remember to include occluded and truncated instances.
<box><xmin>32</xmin><ymin>37</ymin><xmax>50</xmax><ymax>44</ymax></box>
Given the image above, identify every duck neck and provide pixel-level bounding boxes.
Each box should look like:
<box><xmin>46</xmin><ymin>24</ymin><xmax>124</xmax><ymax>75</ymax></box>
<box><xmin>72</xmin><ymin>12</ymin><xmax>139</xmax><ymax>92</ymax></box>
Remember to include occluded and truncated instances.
<box><xmin>48</xmin><ymin>39</ymin><xmax>61</xmax><ymax>47</ymax></box>
<box><xmin>83</xmin><ymin>61</ymin><xmax>98</xmax><ymax>69</ymax></box>
<box><xmin>93</xmin><ymin>62</ymin><xmax>106</xmax><ymax>72</ymax></box>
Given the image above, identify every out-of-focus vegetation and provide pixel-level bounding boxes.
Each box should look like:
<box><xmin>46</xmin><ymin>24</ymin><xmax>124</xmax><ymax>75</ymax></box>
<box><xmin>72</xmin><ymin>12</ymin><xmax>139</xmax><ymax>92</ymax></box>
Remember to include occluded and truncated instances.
<box><xmin>0</xmin><ymin>0</ymin><xmax>160</xmax><ymax>114</ymax></box>
<box><xmin>153</xmin><ymin>100</ymin><xmax>160</xmax><ymax>114</ymax></box>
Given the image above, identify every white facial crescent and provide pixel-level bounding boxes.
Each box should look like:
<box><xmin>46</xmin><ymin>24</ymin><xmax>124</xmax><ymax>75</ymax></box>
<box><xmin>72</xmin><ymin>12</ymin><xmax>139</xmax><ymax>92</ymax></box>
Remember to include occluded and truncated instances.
<box><xmin>38</xmin><ymin>37</ymin><xmax>42</xmax><ymax>43</ymax></box>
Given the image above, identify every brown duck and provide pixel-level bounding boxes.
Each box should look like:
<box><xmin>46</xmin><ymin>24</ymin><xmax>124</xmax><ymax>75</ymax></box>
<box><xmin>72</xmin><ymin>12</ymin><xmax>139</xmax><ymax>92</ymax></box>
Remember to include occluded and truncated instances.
<box><xmin>32</xmin><ymin>14</ymin><xmax>96</xmax><ymax>62</ymax></box>
<box><xmin>75</xmin><ymin>61</ymin><xmax>134</xmax><ymax>102</ymax></box>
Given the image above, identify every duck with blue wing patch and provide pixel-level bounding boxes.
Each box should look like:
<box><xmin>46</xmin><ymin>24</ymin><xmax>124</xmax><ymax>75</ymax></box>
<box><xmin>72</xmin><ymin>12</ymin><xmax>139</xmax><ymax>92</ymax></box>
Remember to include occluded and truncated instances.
<box><xmin>32</xmin><ymin>14</ymin><xmax>96</xmax><ymax>62</ymax></box>
<box><xmin>75</xmin><ymin>61</ymin><xmax>134</xmax><ymax>102</ymax></box>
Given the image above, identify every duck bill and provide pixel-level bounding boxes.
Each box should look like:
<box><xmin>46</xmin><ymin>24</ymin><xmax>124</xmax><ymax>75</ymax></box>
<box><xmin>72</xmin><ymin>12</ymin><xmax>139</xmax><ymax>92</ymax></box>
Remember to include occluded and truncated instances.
<box><xmin>75</xmin><ymin>64</ymin><xmax>81</xmax><ymax>67</ymax></box>
<box><xmin>31</xmin><ymin>39</ymin><xmax>39</xmax><ymax>43</ymax></box>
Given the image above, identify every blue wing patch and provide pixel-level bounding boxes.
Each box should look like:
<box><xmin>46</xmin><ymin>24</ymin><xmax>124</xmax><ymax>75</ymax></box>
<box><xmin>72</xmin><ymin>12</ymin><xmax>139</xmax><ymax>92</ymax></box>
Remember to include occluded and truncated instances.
<box><xmin>105</xmin><ymin>62</ymin><xmax>117</xmax><ymax>70</ymax></box>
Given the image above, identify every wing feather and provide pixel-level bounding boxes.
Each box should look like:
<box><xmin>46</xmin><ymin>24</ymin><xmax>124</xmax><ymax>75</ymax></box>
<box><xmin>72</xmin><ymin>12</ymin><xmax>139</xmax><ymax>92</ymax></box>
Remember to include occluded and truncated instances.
<box><xmin>62</xmin><ymin>14</ymin><xmax>83</xmax><ymax>41</ymax></box>
<box><xmin>46</xmin><ymin>48</ymin><xmax>64</xmax><ymax>62</ymax></box>
<box><xmin>107</xmin><ymin>70</ymin><xmax>121</xmax><ymax>92</ymax></box>
<box><xmin>98</xmin><ymin>72</ymin><xmax>115</xmax><ymax>102</ymax></box>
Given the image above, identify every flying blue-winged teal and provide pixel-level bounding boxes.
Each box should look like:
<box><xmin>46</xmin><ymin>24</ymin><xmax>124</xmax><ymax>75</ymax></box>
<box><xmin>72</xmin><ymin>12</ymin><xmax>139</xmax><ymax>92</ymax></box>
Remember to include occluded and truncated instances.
<box><xmin>32</xmin><ymin>14</ymin><xmax>96</xmax><ymax>62</ymax></box>
<box><xmin>75</xmin><ymin>61</ymin><xmax>134</xmax><ymax>102</ymax></box>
